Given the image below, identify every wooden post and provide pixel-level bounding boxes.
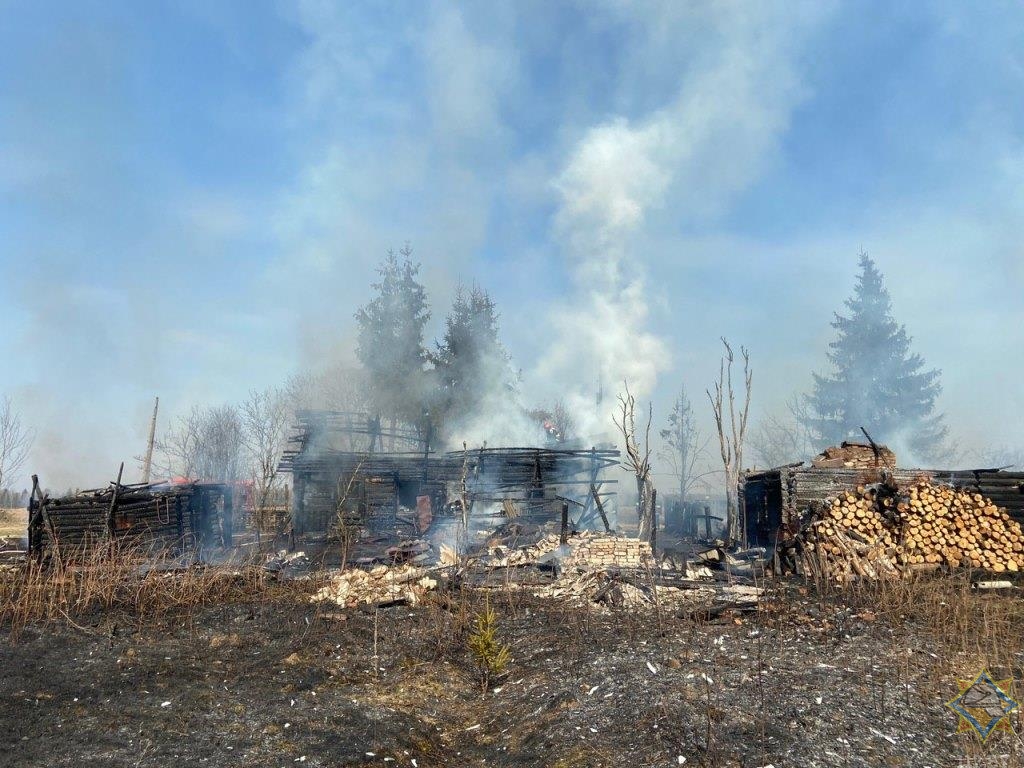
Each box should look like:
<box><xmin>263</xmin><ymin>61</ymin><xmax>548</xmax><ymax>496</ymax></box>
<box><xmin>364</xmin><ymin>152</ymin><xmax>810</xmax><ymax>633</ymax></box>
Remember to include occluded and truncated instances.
<box><xmin>591</xmin><ymin>483</ymin><xmax>612</xmax><ymax>533</ymax></box>
<box><xmin>580</xmin><ymin>447</ymin><xmax>600</xmax><ymax>523</ymax></box>
<box><xmin>560</xmin><ymin>501</ymin><xmax>570</xmax><ymax>544</ymax></box>
<box><xmin>141</xmin><ymin>396</ymin><xmax>159</xmax><ymax>484</ymax></box>
<box><xmin>106</xmin><ymin>462</ymin><xmax>125</xmax><ymax>541</ymax></box>
<box><xmin>28</xmin><ymin>475</ymin><xmax>41</xmax><ymax>557</ymax></box>
<box><xmin>221</xmin><ymin>485</ymin><xmax>234</xmax><ymax>547</ymax></box>
<box><xmin>175</xmin><ymin>495</ymin><xmax>183</xmax><ymax>542</ymax></box>
<box><xmin>29</xmin><ymin>476</ymin><xmax>54</xmax><ymax>561</ymax></box>
<box><xmin>649</xmin><ymin>488</ymin><xmax>658</xmax><ymax>554</ymax></box>
<box><xmin>293</xmin><ymin>474</ymin><xmax>306</xmax><ymax>534</ymax></box>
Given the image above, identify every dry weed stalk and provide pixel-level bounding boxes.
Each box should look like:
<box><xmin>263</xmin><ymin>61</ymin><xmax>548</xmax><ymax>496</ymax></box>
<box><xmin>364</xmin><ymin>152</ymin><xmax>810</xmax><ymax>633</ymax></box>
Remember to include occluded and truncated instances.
<box><xmin>0</xmin><ymin>538</ymin><xmax>289</xmax><ymax>641</ymax></box>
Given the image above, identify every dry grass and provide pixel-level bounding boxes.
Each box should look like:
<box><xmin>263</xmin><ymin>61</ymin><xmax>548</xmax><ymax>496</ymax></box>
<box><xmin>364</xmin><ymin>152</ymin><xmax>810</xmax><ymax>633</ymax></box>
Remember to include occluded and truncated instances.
<box><xmin>0</xmin><ymin>507</ymin><xmax>26</xmax><ymax>538</ymax></box>
<box><xmin>0</xmin><ymin>538</ymin><xmax>313</xmax><ymax>640</ymax></box>
<box><xmin>832</xmin><ymin>571</ymin><xmax>1024</xmax><ymax>672</ymax></box>
<box><xmin>852</xmin><ymin>574</ymin><xmax>1024</xmax><ymax>764</ymax></box>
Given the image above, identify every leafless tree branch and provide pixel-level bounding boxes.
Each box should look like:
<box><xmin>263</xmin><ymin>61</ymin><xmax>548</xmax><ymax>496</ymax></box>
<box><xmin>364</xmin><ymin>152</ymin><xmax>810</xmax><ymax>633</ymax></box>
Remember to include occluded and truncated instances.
<box><xmin>0</xmin><ymin>396</ymin><xmax>34</xmax><ymax>492</ymax></box>
<box><xmin>613</xmin><ymin>381</ymin><xmax>655</xmax><ymax>540</ymax></box>
<box><xmin>707</xmin><ymin>339</ymin><xmax>752</xmax><ymax>544</ymax></box>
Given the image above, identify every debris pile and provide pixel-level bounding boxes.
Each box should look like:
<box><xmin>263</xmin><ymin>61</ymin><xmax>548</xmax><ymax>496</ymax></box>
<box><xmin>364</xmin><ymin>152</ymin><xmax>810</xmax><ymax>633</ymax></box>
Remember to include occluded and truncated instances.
<box><xmin>802</xmin><ymin>480</ymin><xmax>1024</xmax><ymax>582</ymax></box>
<box><xmin>487</xmin><ymin>531</ymin><xmax>652</xmax><ymax>569</ymax></box>
<box><xmin>312</xmin><ymin>564</ymin><xmax>438</xmax><ymax>608</ymax></box>
<box><xmin>564</xmin><ymin>535</ymin><xmax>651</xmax><ymax>569</ymax></box>
<box><xmin>811</xmin><ymin>441</ymin><xmax>896</xmax><ymax>469</ymax></box>
<box><xmin>532</xmin><ymin>570</ymin><xmax>762</xmax><ymax>613</ymax></box>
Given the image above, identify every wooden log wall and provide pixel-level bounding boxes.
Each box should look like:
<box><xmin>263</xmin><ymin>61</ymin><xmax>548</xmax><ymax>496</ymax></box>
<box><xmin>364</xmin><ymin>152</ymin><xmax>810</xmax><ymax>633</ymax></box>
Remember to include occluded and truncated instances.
<box><xmin>285</xmin><ymin>447</ymin><xmax>621</xmax><ymax>535</ymax></box>
<box><xmin>29</xmin><ymin>482</ymin><xmax>231</xmax><ymax>557</ymax></box>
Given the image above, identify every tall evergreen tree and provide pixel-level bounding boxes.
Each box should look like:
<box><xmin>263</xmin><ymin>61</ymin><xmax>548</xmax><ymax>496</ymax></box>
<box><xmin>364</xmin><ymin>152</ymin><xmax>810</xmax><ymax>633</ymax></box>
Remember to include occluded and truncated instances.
<box><xmin>354</xmin><ymin>246</ymin><xmax>430</xmax><ymax>429</ymax></box>
<box><xmin>803</xmin><ymin>253</ymin><xmax>948</xmax><ymax>462</ymax></box>
<box><xmin>432</xmin><ymin>285</ymin><xmax>512</xmax><ymax>432</ymax></box>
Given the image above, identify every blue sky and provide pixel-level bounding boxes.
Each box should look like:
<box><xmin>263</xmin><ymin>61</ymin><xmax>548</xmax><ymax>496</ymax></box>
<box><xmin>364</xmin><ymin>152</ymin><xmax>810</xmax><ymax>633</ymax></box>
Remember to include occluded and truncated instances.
<box><xmin>2</xmin><ymin>1</ymin><xmax>1023</xmax><ymax>489</ymax></box>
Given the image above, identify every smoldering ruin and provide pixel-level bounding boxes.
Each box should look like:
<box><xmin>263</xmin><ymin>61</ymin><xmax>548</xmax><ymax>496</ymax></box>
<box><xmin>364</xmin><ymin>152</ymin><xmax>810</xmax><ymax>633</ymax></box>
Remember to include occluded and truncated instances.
<box><xmin>5</xmin><ymin>253</ymin><xmax>1024</xmax><ymax>767</ymax></box>
<box><xmin>5</xmin><ymin>258</ymin><xmax>1024</xmax><ymax>768</ymax></box>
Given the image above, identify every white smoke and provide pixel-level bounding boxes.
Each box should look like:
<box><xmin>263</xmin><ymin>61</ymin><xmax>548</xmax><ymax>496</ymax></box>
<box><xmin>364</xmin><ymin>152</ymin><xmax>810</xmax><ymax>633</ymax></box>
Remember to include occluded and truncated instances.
<box><xmin>534</xmin><ymin>3</ymin><xmax>828</xmax><ymax>443</ymax></box>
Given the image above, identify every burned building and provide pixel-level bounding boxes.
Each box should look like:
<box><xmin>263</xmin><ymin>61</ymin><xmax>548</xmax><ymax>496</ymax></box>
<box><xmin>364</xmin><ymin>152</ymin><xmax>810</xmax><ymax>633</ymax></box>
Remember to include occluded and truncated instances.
<box><xmin>279</xmin><ymin>410</ymin><xmax>620</xmax><ymax>538</ymax></box>
<box><xmin>28</xmin><ymin>478</ymin><xmax>233</xmax><ymax>557</ymax></box>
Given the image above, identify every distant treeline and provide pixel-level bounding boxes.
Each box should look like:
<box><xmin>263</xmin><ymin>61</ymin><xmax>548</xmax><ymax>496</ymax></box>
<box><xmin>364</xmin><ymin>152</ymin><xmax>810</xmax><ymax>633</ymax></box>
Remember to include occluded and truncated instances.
<box><xmin>0</xmin><ymin>488</ymin><xmax>30</xmax><ymax>508</ymax></box>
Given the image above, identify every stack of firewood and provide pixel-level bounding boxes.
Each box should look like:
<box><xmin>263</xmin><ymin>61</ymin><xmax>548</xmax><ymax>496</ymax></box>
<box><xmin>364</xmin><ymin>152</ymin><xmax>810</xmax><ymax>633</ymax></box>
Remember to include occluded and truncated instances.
<box><xmin>802</xmin><ymin>481</ymin><xmax>1024</xmax><ymax>582</ymax></box>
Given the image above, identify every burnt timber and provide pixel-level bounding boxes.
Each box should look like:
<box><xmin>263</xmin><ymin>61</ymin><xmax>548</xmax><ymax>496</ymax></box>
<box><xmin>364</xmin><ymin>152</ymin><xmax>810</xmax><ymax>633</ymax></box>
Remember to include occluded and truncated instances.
<box><xmin>28</xmin><ymin>478</ymin><xmax>233</xmax><ymax>557</ymax></box>
<box><xmin>279</xmin><ymin>410</ymin><xmax>620</xmax><ymax>535</ymax></box>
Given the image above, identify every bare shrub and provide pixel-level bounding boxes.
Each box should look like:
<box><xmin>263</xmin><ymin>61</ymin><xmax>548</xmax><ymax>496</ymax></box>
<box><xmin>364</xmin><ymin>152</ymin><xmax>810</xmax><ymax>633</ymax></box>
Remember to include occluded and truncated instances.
<box><xmin>707</xmin><ymin>339</ymin><xmax>752</xmax><ymax>544</ymax></box>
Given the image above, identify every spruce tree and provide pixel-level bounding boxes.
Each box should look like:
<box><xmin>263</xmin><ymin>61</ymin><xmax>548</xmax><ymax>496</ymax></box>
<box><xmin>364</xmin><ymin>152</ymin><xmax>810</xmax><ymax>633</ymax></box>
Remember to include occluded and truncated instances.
<box><xmin>354</xmin><ymin>246</ymin><xmax>430</xmax><ymax>430</ymax></box>
<box><xmin>432</xmin><ymin>285</ymin><xmax>512</xmax><ymax>432</ymax></box>
<box><xmin>803</xmin><ymin>253</ymin><xmax>948</xmax><ymax>462</ymax></box>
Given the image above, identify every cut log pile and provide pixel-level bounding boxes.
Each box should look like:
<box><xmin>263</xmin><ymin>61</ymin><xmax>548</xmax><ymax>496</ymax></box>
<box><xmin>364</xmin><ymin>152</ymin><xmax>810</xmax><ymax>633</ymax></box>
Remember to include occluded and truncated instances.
<box><xmin>802</xmin><ymin>480</ymin><xmax>1024</xmax><ymax>582</ymax></box>
<box><xmin>312</xmin><ymin>564</ymin><xmax>438</xmax><ymax>608</ymax></box>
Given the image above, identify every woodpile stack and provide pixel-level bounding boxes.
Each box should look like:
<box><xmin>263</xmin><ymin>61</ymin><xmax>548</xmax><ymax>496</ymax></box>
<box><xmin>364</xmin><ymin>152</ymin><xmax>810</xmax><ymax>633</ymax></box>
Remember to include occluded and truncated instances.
<box><xmin>803</xmin><ymin>480</ymin><xmax>1024</xmax><ymax>582</ymax></box>
<box><xmin>811</xmin><ymin>441</ymin><xmax>896</xmax><ymax>469</ymax></box>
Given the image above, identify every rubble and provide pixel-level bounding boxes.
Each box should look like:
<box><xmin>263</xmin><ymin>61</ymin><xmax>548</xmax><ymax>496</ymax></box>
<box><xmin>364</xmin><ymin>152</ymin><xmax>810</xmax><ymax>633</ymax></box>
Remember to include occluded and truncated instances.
<box><xmin>486</xmin><ymin>531</ymin><xmax>652</xmax><ymax>570</ymax></box>
<box><xmin>531</xmin><ymin>569</ymin><xmax>763</xmax><ymax>613</ymax></box>
<box><xmin>312</xmin><ymin>564</ymin><xmax>438</xmax><ymax>608</ymax></box>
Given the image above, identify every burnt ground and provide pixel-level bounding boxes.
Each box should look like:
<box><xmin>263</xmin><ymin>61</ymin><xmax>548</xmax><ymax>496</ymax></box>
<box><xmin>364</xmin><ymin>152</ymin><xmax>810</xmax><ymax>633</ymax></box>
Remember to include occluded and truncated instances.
<box><xmin>1</xmin><ymin>581</ymin><xmax>1022</xmax><ymax>768</ymax></box>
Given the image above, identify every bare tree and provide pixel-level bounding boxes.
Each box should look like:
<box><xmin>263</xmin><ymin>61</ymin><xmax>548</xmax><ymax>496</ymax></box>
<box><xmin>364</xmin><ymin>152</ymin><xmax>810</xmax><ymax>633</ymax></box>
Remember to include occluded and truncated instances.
<box><xmin>286</xmin><ymin>366</ymin><xmax>371</xmax><ymax>413</ymax></box>
<box><xmin>550</xmin><ymin>399</ymin><xmax>577</xmax><ymax>444</ymax></box>
<box><xmin>0</xmin><ymin>396</ymin><xmax>33</xmax><ymax>493</ymax></box>
<box><xmin>286</xmin><ymin>366</ymin><xmax>374</xmax><ymax>450</ymax></box>
<box><xmin>747</xmin><ymin>397</ymin><xmax>815</xmax><ymax>469</ymax></box>
<box><xmin>706</xmin><ymin>339</ymin><xmax>752</xmax><ymax>545</ymax></box>
<box><xmin>241</xmin><ymin>387</ymin><xmax>290</xmax><ymax>530</ymax></box>
<box><xmin>196</xmin><ymin>405</ymin><xmax>243</xmax><ymax>482</ymax></box>
<box><xmin>613</xmin><ymin>381</ymin><xmax>654</xmax><ymax>540</ymax></box>
<box><xmin>155</xmin><ymin>404</ymin><xmax>243</xmax><ymax>483</ymax></box>
<box><xmin>154</xmin><ymin>405</ymin><xmax>202</xmax><ymax>480</ymax></box>
<box><xmin>659</xmin><ymin>384</ymin><xmax>707</xmax><ymax>506</ymax></box>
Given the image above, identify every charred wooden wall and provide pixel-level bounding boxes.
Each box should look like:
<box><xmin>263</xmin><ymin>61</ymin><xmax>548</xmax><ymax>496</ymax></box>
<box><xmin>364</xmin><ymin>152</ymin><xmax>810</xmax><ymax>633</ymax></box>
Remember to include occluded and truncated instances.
<box><xmin>29</xmin><ymin>482</ymin><xmax>232</xmax><ymax>557</ymax></box>
<box><xmin>280</xmin><ymin>410</ymin><xmax>621</xmax><ymax>535</ymax></box>
<box><xmin>284</xmin><ymin>452</ymin><xmax>456</xmax><ymax>534</ymax></box>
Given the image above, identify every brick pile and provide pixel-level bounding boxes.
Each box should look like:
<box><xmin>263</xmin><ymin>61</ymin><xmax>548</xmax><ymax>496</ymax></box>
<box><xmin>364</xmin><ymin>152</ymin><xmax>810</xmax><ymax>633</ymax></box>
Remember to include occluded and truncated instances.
<box><xmin>562</xmin><ymin>534</ymin><xmax>652</xmax><ymax>569</ymax></box>
<box><xmin>490</xmin><ymin>531</ymin><xmax>652</xmax><ymax>569</ymax></box>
